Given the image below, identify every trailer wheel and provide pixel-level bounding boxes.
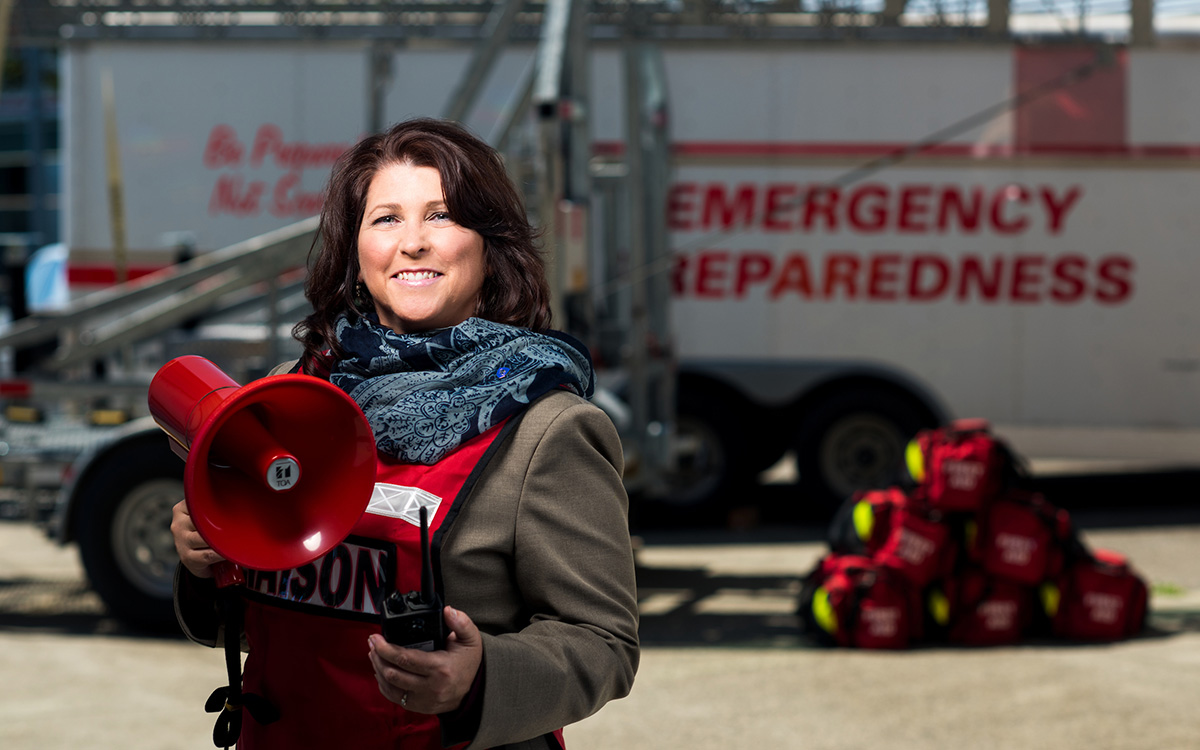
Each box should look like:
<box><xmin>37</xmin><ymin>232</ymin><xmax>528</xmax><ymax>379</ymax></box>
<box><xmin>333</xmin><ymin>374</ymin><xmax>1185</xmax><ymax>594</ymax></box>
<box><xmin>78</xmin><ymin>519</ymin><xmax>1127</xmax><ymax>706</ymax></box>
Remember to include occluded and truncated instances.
<box><xmin>793</xmin><ymin>387</ymin><xmax>930</xmax><ymax>510</ymax></box>
<box><xmin>75</xmin><ymin>437</ymin><xmax>182</xmax><ymax>630</ymax></box>
<box><xmin>662</xmin><ymin>385</ymin><xmax>770</xmax><ymax>515</ymax></box>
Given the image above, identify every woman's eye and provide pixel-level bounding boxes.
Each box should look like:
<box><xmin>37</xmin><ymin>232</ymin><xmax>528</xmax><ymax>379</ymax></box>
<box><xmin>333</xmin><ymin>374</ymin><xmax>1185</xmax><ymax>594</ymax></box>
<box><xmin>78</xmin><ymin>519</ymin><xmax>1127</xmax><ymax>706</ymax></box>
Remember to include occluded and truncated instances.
<box><xmin>430</xmin><ymin>211</ymin><xmax>453</xmax><ymax>223</ymax></box>
<box><xmin>373</xmin><ymin>215</ymin><xmax>398</xmax><ymax>225</ymax></box>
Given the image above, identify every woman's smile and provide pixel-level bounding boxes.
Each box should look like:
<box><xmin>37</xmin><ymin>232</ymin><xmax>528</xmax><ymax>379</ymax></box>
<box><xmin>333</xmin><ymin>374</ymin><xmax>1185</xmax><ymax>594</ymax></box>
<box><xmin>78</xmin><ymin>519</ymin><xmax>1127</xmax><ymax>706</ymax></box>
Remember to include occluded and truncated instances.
<box><xmin>393</xmin><ymin>270</ymin><xmax>443</xmax><ymax>283</ymax></box>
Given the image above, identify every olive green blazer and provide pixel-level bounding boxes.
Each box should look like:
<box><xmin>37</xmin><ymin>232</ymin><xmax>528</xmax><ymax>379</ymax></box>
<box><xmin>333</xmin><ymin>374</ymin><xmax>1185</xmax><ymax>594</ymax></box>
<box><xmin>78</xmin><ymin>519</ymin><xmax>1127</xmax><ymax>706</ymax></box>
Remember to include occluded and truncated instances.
<box><xmin>443</xmin><ymin>388</ymin><xmax>639</xmax><ymax>749</ymax></box>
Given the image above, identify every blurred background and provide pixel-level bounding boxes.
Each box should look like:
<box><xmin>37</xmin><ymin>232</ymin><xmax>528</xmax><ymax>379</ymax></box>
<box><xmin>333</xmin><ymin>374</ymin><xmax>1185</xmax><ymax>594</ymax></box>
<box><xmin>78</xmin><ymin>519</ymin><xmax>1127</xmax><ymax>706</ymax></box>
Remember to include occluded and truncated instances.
<box><xmin>0</xmin><ymin>0</ymin><xmax>1199</xmax><ymax>630</ymax></box>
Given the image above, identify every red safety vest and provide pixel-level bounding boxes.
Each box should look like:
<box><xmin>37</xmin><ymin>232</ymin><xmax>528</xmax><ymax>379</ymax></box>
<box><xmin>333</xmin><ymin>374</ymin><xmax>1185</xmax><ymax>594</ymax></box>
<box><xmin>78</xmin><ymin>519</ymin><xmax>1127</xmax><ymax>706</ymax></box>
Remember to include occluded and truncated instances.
<box><xmin>236</xmin><ymin>420</ymin><xmax>511</xmax><ymax>749</ymax></box>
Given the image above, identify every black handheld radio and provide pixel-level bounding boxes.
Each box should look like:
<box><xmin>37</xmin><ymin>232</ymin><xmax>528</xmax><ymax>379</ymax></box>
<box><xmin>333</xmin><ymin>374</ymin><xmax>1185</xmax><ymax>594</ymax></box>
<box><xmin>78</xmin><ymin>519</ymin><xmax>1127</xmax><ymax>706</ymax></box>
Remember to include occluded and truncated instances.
<box><xmin>381</xmin><ymin>505</ymin><xmax>447</xmax><ymax>651</ymax></box>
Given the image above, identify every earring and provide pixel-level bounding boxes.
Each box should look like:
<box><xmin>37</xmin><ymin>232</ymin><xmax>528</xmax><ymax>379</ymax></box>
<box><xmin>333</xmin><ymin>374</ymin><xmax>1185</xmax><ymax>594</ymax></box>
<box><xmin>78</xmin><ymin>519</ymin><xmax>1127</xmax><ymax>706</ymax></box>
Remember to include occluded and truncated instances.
<box><xmin>353</xmin><ymin>281</ymin><xmax>371</xmax><ymax>311</ymax></box>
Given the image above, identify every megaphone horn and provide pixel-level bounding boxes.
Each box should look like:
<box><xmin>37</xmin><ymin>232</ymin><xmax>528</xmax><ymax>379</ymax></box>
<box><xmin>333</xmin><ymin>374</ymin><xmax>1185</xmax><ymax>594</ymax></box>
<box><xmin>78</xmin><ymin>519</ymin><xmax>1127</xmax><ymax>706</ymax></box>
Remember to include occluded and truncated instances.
<box><xmin>149</xmin><ymin>355</ymin><xmax>377</xmax><ymax>588</ymax></box>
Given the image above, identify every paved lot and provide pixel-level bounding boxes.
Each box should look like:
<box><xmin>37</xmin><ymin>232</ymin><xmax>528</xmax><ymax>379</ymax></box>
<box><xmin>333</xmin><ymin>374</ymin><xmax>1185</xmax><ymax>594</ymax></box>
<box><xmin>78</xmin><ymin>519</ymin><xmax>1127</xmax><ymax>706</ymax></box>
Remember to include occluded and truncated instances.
<box><xmin>2</xmin><ymin>503</ymin><xmax>1199</xmax><ymax>750</ymax></box>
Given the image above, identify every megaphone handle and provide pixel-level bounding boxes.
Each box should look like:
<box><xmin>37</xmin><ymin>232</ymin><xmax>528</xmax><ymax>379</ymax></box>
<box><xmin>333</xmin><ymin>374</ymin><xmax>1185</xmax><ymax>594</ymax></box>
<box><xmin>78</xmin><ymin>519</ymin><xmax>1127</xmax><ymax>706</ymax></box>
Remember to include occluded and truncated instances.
<box><xmin>213</xmin><ymin>561</ymin><xmax>245</xmax><ymax>589</ymax></box>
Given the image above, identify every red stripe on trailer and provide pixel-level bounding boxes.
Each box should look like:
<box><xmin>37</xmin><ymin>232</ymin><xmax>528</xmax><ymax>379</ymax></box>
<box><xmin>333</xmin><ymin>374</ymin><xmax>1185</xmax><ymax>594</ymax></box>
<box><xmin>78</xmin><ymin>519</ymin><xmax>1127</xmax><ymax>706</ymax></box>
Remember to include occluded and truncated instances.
<box><xmin>67</xmin><ymin>266</ymin><xmax>168</xmax><ymax>285</ymax></box>
<box><xmin>597</xmin><ymin>139</ymin><xmax>1200</xmax><ymax>160</ymax></box>
<box><xmin>0</xmin><ymin>380</ymin><xmax>33</xmax><ymax>398</ymax></box>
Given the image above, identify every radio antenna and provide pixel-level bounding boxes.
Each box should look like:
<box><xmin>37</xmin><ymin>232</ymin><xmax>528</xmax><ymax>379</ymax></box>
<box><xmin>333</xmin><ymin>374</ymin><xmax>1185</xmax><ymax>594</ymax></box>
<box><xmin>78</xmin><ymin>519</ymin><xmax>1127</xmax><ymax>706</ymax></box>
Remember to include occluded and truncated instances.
<box><xmin>419</xmin><ymin>506</ymin><xmax>436</xmax><ymax>605</ymax></box>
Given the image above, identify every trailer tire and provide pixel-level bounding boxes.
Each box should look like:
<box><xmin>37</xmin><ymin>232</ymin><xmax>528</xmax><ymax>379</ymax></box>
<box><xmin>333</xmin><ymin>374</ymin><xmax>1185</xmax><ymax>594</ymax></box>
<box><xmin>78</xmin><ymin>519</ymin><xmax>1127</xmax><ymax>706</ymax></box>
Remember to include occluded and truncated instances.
<box><xmin>662</xmin><ymin>385</ymin><xmax>768</xmax><ymax>515</ymax></box>
<box><xmin>793</xmin><ymin>387</ymin><xmax>931</xmax><ymax>510</ymax></box>
<box><xmin>75</xmin><ymin>437</ymin><xmax>182</xmax><ymax>630</ymax></box>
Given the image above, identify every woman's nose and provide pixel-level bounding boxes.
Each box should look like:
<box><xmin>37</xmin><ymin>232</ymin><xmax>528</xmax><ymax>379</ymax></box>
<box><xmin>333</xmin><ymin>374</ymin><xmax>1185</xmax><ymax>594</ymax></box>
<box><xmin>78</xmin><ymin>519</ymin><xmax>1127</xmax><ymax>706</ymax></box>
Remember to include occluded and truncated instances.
<box><xmin>398</xmin><ymin>223</ymin><xmax>427</xmax><ymax>255</ymax></box>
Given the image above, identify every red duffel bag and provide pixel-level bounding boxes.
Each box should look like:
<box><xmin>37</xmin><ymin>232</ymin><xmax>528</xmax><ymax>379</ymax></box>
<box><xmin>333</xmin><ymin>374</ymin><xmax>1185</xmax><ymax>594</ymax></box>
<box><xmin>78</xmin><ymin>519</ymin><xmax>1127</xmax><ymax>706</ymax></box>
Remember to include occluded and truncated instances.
<box><xmin>828</xmin><ymin>487</ymin><xmax>957</xmax><ymax>587</ymax></box>
<box><xmin>798</xmin><ymin>554</ymin><xmax>922</xmax><ymax>650</ymax></box>
<box><xmin>875</xmin><ymin>502</ymin><xmax>957</xmax><ymax>588</ymax></box>
<box><xmin>827</xmin><ymin>487</ymin><xmax>906</xmax><ymax>556</ymax></box>
<box><xmin>1040</xmin><ymin>548</ymin><xmax>1148</xmax><ymax>642</ymax></box>
<box><xmin>927</xmin><ymin>567</ymin><xmax>1034</xmax><ymax>646</ymax></box>
<box><xmin>968</xmin><ymin>491</ymin><xmax>1075</xmax><ymax>586</ymax></box>
<box><xmin>906</xmin><ymin>419</ymin><xmax>1014</xmax><ymax>512</ymax></box>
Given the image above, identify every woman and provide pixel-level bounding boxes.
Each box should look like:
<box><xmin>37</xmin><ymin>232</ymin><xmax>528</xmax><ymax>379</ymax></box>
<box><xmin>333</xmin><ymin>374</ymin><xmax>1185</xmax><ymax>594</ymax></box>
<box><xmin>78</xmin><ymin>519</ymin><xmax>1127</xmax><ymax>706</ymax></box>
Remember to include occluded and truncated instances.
<box><xmin>171</xmin><ymin>118</ymin><xmax>639</xmax><ymax>750</ymax></box>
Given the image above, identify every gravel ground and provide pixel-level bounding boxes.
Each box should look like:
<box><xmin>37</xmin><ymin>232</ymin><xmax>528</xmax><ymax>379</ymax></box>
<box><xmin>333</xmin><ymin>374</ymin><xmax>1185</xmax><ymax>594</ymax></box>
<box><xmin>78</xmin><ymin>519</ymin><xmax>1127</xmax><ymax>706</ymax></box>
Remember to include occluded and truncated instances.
<box><xmin>2</xmin><ymin>504</ymin><xmax>1199</xmax><ymax>750</ymax></box>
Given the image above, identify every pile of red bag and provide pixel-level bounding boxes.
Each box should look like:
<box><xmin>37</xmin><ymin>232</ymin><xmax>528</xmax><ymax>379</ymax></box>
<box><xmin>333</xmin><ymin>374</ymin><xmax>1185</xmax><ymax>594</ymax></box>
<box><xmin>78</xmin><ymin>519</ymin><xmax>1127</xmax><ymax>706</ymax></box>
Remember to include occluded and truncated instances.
<box><xmin>798</xmin><ymin>419</ymin><xmax>1149</xmax><ymax>649</ymax></box>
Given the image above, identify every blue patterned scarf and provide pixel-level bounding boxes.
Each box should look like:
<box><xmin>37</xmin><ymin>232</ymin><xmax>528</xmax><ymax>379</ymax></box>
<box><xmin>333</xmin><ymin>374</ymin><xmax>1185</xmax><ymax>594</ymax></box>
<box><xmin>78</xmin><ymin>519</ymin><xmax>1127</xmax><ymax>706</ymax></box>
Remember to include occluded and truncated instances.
<box><xmin>329</xmin><ymin>315</ymin><xmax>594</xmax><ymax>465</ymax></box>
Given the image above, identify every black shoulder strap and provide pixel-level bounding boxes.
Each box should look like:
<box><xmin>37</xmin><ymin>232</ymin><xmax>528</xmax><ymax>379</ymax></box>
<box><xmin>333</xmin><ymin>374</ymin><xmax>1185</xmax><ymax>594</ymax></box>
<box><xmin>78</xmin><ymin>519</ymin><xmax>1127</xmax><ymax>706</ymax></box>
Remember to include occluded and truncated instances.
<box><xmin>429</xmin><ymin>408</ymin><xmax>530</xmax><ymax>599</ymax></box>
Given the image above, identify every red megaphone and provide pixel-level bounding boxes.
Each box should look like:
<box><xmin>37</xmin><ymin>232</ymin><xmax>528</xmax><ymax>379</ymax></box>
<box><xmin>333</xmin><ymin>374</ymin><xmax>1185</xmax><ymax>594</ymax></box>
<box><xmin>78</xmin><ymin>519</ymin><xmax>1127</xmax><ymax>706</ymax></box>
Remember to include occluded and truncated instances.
<box><xmin>148</xmin><ymin>355</ymin><xmax>377</xmax><ymax>588</ymax></box>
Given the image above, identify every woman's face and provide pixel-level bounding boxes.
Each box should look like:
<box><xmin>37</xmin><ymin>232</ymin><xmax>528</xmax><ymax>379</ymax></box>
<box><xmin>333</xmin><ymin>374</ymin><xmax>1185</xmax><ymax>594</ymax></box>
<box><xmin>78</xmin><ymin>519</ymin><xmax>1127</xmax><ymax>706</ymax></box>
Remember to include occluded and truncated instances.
<box><xmin>357</xmin><ymin>162</ymin><xmax>487</xmax><ymax>335</ymax></box>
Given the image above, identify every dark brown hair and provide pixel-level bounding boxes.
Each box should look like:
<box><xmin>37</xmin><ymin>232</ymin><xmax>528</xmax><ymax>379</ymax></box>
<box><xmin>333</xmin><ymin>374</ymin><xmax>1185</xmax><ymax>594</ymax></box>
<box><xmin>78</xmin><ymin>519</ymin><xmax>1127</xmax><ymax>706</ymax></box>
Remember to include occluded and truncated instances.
<box><xmin>293</xmin><ymin>118</ymin><xmax>551</xmax><ymax>373</ymax></box>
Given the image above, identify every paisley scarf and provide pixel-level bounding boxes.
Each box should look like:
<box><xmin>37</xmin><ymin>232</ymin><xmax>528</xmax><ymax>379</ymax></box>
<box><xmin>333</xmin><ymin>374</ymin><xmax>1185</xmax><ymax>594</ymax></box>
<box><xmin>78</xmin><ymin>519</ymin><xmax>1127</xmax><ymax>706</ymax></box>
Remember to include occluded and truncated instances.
<box><xmin>329</xmin><ymin>315</ymin><xmax>594</xmax><ymax>465</ymax></box>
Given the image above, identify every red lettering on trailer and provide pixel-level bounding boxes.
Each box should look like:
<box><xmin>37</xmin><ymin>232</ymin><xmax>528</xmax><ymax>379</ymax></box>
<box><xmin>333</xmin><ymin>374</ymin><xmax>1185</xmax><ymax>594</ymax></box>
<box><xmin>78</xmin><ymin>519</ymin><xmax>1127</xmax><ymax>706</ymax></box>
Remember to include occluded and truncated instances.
<box><xmin>209</xmin><ymin>174</ymin><xmax>265</xmax><ymax>216</ymax></box>
<box><xmin>897</xmin><ymin>185</ymin><xmax>933</xmax><ymax>233</ymax></box>
<box><xmin>735</xmin><ymin>252</ymin><xmax>773</xmax><ymax>297</ymax></box>
<box><xmin>249</xmin><ymin>124</ymin><xmax>282</xmax><ymax>167</ymax></box>
<box><xmin>1050</xmin><ymin>254</ymin><xmax>1088</xmax><ymax>302</ymax></box>
<box><xmin>672</xmin><ymin>254</ymin><xmax>688</xmax><ymax>295</ymax></box>
<box><xmin>935</xmin><ymin>186</ymin><xmax>984</xmax><ymax>232</ymax></box>
<box><xmin>990</xmin><ymin>185</ymin><xmax>1031</xmax><ymax>234</ymax></box>
<box><xmin>1010</xmin><ymin>255</ymin><xmax>1045</xmax><ymax>302</ymax></box>
<box><xmin>702</xmin><ymin>183</ymin><xmax>756</xmax><ymax>230</ymax></box>
<box><xmin>910</xmin><ymin>254</ymin><xmax>951</xmax><ymax>301</ymax></box>
<box><xmin>203</xmin><ymin>124</ymin><xmax>244</xmax><ymax>168</ymax></box>
<box><xmin>1041</xmin><ymin>186</ymin><xmax>1082</xmax><ymax>234</ymax></box>
<box><xmin>1095</xmin><ymin>256</ymin><xmax>1135</xmax><ymax>304</ymax></box>
<box><xmin>669</xmin><ymin>182</ymin><xmax>1084</xmax><ymax>236</ymax></box>
<box><xmin>867</xmin><ymin>254</ymin><xmax>902</xmax><ymax>301</ymax></box>
<box><xmin>695</xmin><ymin>251</ymin><xmax>730</xmax><ymax>298</ymax></box>
<box><xmin>249</xmin><ymin>124</ymin><xmax>352</xmax><ymax>170</ymax></box>
<box><xmin>667</xmin><ymin>184</ymin><xmax>697</xmax><ymax>230</ymax></box>
<box><xmin>804</xmin><ymin>186</ymin><xmax>840</xmax><ymax>232</ymax></box>
<box><xmin>201</xmin><ymin>124</ymin><xmax>353</xmax><ymax>218</ymax></box>
<box><xmin>824</xmin><ymin>253</ymin><xmax>860</xmax><ymax>298</ymax></box>
<box><xmin>848</xmin><ymin>184</ymin><xmax>887</xmax><ymax>233</ymax></box>
<box><xmin>675</xmin><ymin>249</ymin><xmax>1134</xmax><ymax>305</ymax></box>
<box><xmin>957</xmin><ymin>256</ymin><xmax>1003</xmax><ymax>301</ymax></box>
<box><xmin>764</xmin><ymin>184</ymin><xmax>798</xmax><ymax>231</ymax></box>
<box><xmin>769</xmin><ymin>255</ymin><xmax>814</xmax><ymax>298</ymax></box>
<box><xmin>270</xmin><ymin>173</ymin><xmax>325</xmax><ymax>217</ymax></box>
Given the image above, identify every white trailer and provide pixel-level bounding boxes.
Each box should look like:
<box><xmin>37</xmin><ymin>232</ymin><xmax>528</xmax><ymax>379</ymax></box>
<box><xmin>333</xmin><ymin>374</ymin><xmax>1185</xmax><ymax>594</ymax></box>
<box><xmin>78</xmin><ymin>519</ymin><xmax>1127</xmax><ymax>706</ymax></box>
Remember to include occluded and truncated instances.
<box><xmin>6</xmin><ymin>21</ymin><xmax>1200</xmax><ymax>624</ymax></box>
<box><xmin>659</xmin><ymin>42</ymin><xmax>1200</xmax><ymax>501</ymax></box>
<box><xmin>58</xmin><ymin>36</ymin><xmax>1200</xmax><ymax>489</ymax></box>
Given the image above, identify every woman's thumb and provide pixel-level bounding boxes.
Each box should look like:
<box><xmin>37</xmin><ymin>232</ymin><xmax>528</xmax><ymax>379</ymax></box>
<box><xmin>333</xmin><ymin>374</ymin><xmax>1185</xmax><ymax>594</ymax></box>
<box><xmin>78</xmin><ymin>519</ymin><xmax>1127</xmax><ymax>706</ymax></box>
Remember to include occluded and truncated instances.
<box><xmin>444</xmin><ymin>606</ymin><xmax>480</xmax><ymax>646</ymax></box>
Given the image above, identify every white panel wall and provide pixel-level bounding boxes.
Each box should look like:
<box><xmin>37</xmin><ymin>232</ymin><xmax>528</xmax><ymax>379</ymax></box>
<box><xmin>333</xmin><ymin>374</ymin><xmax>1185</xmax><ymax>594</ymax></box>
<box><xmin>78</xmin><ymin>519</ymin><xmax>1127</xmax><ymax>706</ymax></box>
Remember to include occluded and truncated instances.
<box><xmin>64</xmin><ymin>41</ymin><xmax>369</xmax><ymax>253</ymax></box>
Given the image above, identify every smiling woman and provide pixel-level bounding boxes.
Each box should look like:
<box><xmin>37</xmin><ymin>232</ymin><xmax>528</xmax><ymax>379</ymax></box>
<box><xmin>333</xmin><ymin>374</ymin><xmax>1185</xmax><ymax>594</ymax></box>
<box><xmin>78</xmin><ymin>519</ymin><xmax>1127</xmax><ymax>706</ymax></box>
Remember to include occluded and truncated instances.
<box><xmin>169</xmin><ymin>118</ymin><xmax>639</xmax><ymax>750</ymax></box>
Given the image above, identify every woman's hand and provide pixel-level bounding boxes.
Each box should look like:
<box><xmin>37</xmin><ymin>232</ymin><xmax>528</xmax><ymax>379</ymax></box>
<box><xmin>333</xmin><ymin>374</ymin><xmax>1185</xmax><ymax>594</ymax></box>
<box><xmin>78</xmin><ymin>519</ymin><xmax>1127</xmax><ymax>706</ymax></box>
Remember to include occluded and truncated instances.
<box><xmin>170</xmin><ymin>500</ymin><xmax>226</xmax><ymax>579</ymax></box>
<box><xmin>367</xmin><ymin>606</ymin><xmax>483</xmax><ymax>714</ymax></box>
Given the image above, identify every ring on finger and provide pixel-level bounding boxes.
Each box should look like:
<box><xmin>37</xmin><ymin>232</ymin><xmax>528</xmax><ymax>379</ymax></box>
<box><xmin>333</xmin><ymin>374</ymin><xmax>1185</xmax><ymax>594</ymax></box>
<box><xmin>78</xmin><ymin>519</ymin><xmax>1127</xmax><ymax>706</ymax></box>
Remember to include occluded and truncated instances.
<box><xmin>401</xmin><ymin>691</ymin><xmax>409</xmax><ymax>708</ymax></box>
